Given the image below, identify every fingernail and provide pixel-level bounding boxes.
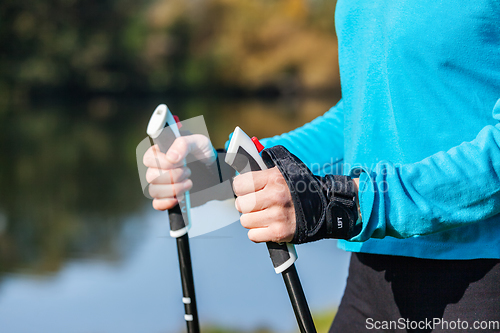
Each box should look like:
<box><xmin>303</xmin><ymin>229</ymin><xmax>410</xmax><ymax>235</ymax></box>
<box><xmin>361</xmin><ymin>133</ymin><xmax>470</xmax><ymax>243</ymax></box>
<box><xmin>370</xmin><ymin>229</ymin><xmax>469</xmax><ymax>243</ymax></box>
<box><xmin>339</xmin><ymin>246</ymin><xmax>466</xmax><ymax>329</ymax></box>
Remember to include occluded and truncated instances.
<box><xmin>167</xmin><ymin>150</ymin><xmax>180</xmax><ymax>162</ymax></box>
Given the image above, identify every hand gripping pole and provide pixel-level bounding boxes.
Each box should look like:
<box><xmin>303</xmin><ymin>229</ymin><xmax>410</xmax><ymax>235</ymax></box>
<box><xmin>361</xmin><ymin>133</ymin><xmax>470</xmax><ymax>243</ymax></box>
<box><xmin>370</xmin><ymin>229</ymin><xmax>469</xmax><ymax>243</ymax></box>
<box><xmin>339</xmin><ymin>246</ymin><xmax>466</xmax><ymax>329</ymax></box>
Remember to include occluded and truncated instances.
<box><xmin>225</xmin><ymin>127</ymin><xmax>317</xmax><ymax>333</ymax></box>
<box><xmin>147</xmin><ymin>104</ymin><xmax>200</xmax><ymax>333</ymax></box>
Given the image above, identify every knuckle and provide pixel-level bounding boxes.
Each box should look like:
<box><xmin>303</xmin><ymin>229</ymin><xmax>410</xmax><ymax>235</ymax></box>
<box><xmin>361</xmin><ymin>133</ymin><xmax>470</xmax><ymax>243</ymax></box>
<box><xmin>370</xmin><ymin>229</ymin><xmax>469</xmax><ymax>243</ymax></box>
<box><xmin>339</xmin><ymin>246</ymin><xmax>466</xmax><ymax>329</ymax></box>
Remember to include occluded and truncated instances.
<box><xmin>269</xmin><ymin>207</ymin><xmax>283</xmax><ymax>221</ymax></box>
<box><xmin>261</xmin><ymin>186</ymin><xmax>274</xmax><ymax>202</ymax></box>
<box><xmin>269</xmin><ymin>192</ymin><xmax>282</xmax><ymax>206</ymax></box>
<box><xmin>194</xmin><ymin>134</ymin><xmax>209</xmax><ymax>146</ymax></box>
<box><xmin>273</xmin><ymin>224</ymin><xmax>287</xmax><ymax>243</ymax></box>
<box><xmin>175</xmin><ymin>138</ymin><xmax>188</xmax><ymax>153</ymax></box>
<box><xmin>273</xmin><ymin>178</ymin><xmax>288</xmax><ymax>194</ymax></box>
<box><xmin>166</xmin><ymin>167</ymin><xmax>186</xmax><ymax>183</ymax></box>
<box><xmin>271</xmin><ymin>172</ymin><xmax>285</xmax><ymax>186</ymax></box>
<box><xmin>170</xmin><ymin>168</ymin><xmax>182</xmax><ymax>182</ymax></box>
<box><xmin>276</xmin><ymin>192</ymin><xmax>291</xmax><ymax>206</ymax></box>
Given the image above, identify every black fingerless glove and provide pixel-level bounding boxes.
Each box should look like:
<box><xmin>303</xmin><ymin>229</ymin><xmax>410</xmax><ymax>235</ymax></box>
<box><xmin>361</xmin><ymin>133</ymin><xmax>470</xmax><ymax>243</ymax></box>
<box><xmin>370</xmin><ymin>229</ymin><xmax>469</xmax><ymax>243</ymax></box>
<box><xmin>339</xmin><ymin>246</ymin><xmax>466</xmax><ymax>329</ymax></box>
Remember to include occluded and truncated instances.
<box><xmin>261</xmin><ymin>145</ymin><xmax>360</xmax><ymax>244</ymax></box>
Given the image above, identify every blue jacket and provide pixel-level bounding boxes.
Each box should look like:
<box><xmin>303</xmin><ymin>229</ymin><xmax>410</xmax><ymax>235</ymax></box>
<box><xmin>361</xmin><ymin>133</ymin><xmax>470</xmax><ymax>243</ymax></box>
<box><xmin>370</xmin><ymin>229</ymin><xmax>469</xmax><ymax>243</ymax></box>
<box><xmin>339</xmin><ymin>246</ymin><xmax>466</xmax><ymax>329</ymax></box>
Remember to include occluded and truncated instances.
<box><xmin>261</xmin><ymin>0</ymin><xmax>500</xmax><ymax>259</ymax></box>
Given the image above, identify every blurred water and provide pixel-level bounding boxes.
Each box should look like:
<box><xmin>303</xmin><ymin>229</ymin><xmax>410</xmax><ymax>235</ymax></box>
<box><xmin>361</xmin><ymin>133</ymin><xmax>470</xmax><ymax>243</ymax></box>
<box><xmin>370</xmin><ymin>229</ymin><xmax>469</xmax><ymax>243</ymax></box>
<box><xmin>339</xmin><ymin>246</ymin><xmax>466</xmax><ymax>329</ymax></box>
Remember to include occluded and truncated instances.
<box><xmin>0</xmin><ymin>208</ymin><xmax>350</xmax><ymax>333</ymax></box>
<box><xmin>0</xmin><ymin>206</ymin><xmax>348</xmax><ymax>333</ymax></box>
<box><xmin>0</xmin><ymin>96</ymin><xmax>346</xmax><ymax>332</ymax></box>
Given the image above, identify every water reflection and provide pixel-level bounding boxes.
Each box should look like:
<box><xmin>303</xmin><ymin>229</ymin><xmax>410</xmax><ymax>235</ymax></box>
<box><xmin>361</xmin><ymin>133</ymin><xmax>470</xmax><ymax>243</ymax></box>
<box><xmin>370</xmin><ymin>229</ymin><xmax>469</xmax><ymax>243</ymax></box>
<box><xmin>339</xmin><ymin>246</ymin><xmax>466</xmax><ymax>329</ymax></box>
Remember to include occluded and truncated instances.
<box><xmin>0</xmin><ymin>101</ymin><xmax>148</xmax><ymax>276</ymax></box>
<box><xmin>0</xmin><ymin>96</ymin><xmax>345</xmax><ymax>332</ymax></box>
<box><xmin>0</xmin><ymin>211</ymin><xmax>350</xmax><ymax>333</ymax></box>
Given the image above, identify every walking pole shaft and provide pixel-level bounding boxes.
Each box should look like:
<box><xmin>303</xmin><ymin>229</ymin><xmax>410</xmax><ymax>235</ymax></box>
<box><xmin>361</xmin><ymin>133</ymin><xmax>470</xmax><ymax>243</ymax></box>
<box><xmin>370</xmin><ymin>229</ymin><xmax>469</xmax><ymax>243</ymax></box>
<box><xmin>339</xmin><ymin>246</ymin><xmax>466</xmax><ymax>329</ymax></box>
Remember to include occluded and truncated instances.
<box><xmin>282</xmin><ymin>265</ymin><xmax>317</xmax><ymax>333</ymax></box>
<box><xmin>170</xmin><ymin>206</ymin><xmax>200</xmax><ymax>333</ymax></box>
<box><xmin>225</xmin><ymin>127</ymin><xmax>317</xmax><ymax>333</ymax></box>
<box><xmin>147</xmin><ymin>105</ymin><xmax>200</xmax><ymax>333</ymax></box>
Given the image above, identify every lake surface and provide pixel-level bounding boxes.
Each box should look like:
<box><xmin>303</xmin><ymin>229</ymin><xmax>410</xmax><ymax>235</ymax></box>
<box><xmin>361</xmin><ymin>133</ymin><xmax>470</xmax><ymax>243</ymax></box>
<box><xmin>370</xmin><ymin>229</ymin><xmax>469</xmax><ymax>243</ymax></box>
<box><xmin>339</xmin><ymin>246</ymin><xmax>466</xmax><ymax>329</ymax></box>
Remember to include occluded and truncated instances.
<box><xmin>0</xmin><ymin>96</ymin><xmax>349</xmax><ymax>333</ymax></box>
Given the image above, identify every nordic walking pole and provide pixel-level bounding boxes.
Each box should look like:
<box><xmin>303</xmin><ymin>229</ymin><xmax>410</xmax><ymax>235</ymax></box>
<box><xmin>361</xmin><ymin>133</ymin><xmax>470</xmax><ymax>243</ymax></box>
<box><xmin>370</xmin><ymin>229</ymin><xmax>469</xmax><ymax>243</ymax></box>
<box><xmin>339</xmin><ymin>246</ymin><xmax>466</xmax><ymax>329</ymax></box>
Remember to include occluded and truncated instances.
<box><xmin>147</xmin><ymin>104</ymin><xmax>200</xmax><ymax>333</ymax></box>
<box><xmin>225</xmin><ymin>127</ymin><xmax>317</xmax><ymax>333</ymax></box>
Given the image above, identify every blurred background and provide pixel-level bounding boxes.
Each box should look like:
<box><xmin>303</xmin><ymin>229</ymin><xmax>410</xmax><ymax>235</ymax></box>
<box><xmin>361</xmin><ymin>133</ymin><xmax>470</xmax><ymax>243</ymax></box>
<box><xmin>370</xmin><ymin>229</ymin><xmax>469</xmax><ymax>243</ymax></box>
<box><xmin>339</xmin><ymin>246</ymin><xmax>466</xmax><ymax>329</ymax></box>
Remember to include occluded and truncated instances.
<box><xmin>0</xmin><ymin>0</ymin><xmax>348</xmax><ymax>332</ymax></box>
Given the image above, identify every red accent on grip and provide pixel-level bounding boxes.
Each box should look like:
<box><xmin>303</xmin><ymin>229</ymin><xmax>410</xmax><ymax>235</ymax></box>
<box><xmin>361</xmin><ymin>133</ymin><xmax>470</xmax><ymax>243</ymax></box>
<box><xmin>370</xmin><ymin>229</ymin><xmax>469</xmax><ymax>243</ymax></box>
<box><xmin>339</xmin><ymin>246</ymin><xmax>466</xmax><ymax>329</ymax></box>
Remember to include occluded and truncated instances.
<box><xmin>251</xmin><ymin>137</ymin><xmax>265</xmax><ymax>153</ymax></box>
<box><xmin>173</xmin><ymin>115</ymin><xmax>182</xmax><ymax>129</ymax></box>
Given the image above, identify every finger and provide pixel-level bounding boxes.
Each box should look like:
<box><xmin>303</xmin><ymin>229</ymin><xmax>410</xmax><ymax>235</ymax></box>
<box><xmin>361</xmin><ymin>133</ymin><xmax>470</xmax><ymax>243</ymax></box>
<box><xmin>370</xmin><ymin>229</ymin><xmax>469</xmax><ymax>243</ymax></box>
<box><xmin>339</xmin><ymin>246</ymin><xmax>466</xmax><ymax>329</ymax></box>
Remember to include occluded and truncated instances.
<box><xmin>268</xmin><ymin>222</ymin><xmax>294</xmax><ymax>243</ymax></box>
<box><xmin>166</xmin><ymin>135</ymin><xmax>216</xmax><ymax>164</ymax></box>
<box><xmin>146</xmin><ymin>166</ymin><xmax>191</xmax><ymax>184</ymax></box>
<box><xmin>240</xmin><ymin>210</ymin><xmax>269</xmax><ymax>229</ymax></box>
<box><xmin>152</xmin><ymin>198</ymin><xmax>178</xmax><ymax>211</ymax></box>
<box><xmin>148</xmin><ymin>179</ymin><xmax>193</xmax><ymax>199</ymax></box>
<box><xmin>235</xmin><ymin>191</ymin><xmax>271</xmax><ymax>214</ymax></box>
<box><xmin>232</xmin><ymin>170</ymin><xmax>269</xmax><ymax>196</ymax></box>
<box><xmin>247</xmin><ymin>227</ymin><xmax>274</xmax><ymax>243</ymax></box>
<box><xmin>243</xmin><ymin>208</ymin><xmax>295</xmax><ymax>243</ymax></box>
<box><xmin>143</xmin><ymin>145</ymin><xmax>184</xmax><ymax>169</ymax></box>
<box><xmin>247</xmin><ymin>221</ymin><xmax>293</xmax><ymax>243</ymax></box>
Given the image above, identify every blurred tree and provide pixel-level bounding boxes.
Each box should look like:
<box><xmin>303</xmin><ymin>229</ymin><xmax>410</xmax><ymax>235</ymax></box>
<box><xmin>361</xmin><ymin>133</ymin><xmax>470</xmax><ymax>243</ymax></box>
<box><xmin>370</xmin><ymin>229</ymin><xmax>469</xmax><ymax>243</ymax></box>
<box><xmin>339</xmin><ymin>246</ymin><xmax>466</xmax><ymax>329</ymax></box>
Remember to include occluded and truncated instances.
<box><xmin>0</xmin><ymin>0</ymin><xmax>339</xmax><ymax>103</ymax></box>
<box><xmin>0</xmin><ymin>101</ymin><xmax>148</xmax><ymax>275</ymax></box>
<box><xmin>0</xmin><ymin>0</ymin><xmax>147</xmax><ymax>104</ymax></box>
<box><xmin>0</xmin><ymin>0</ymin><xmax>341</xmax><ymax>276</ymax></box>
<box><xmin>144</xmin><ymin>0</ymin><xmax>340</xmax><ymax>95</ymax></box>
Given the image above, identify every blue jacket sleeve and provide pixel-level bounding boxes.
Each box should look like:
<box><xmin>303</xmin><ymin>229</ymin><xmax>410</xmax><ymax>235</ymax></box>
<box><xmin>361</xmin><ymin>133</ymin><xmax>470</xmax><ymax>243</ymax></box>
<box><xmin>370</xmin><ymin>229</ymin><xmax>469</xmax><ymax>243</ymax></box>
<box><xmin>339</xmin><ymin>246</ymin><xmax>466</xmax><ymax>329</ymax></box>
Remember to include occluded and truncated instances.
<box><xmin>351</xmin><ymin>98</ymin><xmax>500</xmax><ymax>241</ymax></box>
<box><xmin>260</xmin><ymin>100</ymin><xmax>345</xmax><ymax>175</ymax></box>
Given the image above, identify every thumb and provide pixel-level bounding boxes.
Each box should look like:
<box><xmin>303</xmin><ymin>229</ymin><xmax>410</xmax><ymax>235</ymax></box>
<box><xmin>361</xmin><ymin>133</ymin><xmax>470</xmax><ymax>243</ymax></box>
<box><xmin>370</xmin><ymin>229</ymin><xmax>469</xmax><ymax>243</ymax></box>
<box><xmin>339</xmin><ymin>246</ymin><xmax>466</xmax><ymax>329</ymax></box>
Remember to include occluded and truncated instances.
<box><xmin>166</xmin><ymin>134</ymin><xmax>216</xmax><ymax>165</ymax></box>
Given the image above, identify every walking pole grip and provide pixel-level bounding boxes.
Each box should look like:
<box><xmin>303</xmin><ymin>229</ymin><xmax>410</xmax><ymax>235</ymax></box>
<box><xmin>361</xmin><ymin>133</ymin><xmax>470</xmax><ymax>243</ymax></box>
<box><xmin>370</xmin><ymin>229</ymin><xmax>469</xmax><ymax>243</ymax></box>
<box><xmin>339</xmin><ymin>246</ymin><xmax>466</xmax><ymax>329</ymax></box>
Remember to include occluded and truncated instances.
<box><xmin>225</xmin><ymin>127</ymin><xmax>298</xmax><ymax>273</ymax></box>
<box><xmin>225</xmin><ymin>127</ymin><xmax>317</xmax><ymax>333</ymax></box>
<box><xmin>147</xmin><ymin>104</ymin><xmax>191</xmax><ymax>237</ymax></box>
<box><xmin>147</xmin><ymin>104</ymin><xmax>200</xmax><ymax>333</ymax></box>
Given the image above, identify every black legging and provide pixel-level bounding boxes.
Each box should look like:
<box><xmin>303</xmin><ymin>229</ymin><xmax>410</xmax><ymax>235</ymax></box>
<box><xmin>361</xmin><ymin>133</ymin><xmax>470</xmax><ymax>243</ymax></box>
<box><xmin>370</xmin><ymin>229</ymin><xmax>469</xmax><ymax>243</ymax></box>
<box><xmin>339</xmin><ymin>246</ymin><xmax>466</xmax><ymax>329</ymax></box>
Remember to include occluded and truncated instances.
<box><xmin>330</xmin><ymin>253</ymin><xmax>500</xmax><ymax>332</ymax></box>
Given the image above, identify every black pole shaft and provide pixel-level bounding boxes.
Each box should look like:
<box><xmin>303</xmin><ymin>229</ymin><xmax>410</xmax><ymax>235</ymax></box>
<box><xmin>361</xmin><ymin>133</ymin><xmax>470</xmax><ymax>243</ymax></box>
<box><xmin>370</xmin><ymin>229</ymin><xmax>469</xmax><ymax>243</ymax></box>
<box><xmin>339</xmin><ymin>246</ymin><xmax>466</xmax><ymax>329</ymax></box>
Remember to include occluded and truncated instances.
<box><xmin>149</xmin><ymin>113</ymin><xmax>200</xmax><ymax>332</ymax></box>
<box><xmin>282</xmin><ymin>265</ymin><xmax>317</xmax><ymax>333</ymax></box>
<box><xmin>168</xmin><ymin>204</ymin><xmax>200</xmax><ymax>333</ymax></box>
<box><xmin>176</xmin><ymin>233</ymin><xmax>200</xmax><ymax>333</ymax></box>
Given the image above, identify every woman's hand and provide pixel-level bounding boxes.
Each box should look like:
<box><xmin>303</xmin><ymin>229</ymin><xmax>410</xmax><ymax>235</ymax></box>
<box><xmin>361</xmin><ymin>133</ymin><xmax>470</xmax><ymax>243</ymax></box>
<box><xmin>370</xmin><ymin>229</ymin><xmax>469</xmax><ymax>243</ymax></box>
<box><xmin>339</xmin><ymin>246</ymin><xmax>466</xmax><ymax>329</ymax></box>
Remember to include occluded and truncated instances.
<box><xmin>143</xmin><ymin>134</ymin><xmax>215</xmax><ymax>211</ymax></box>
<box><xmin>233</xmin><ymin>167</ymin><xmax>296</xmax><ymax>243</ymax></box>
